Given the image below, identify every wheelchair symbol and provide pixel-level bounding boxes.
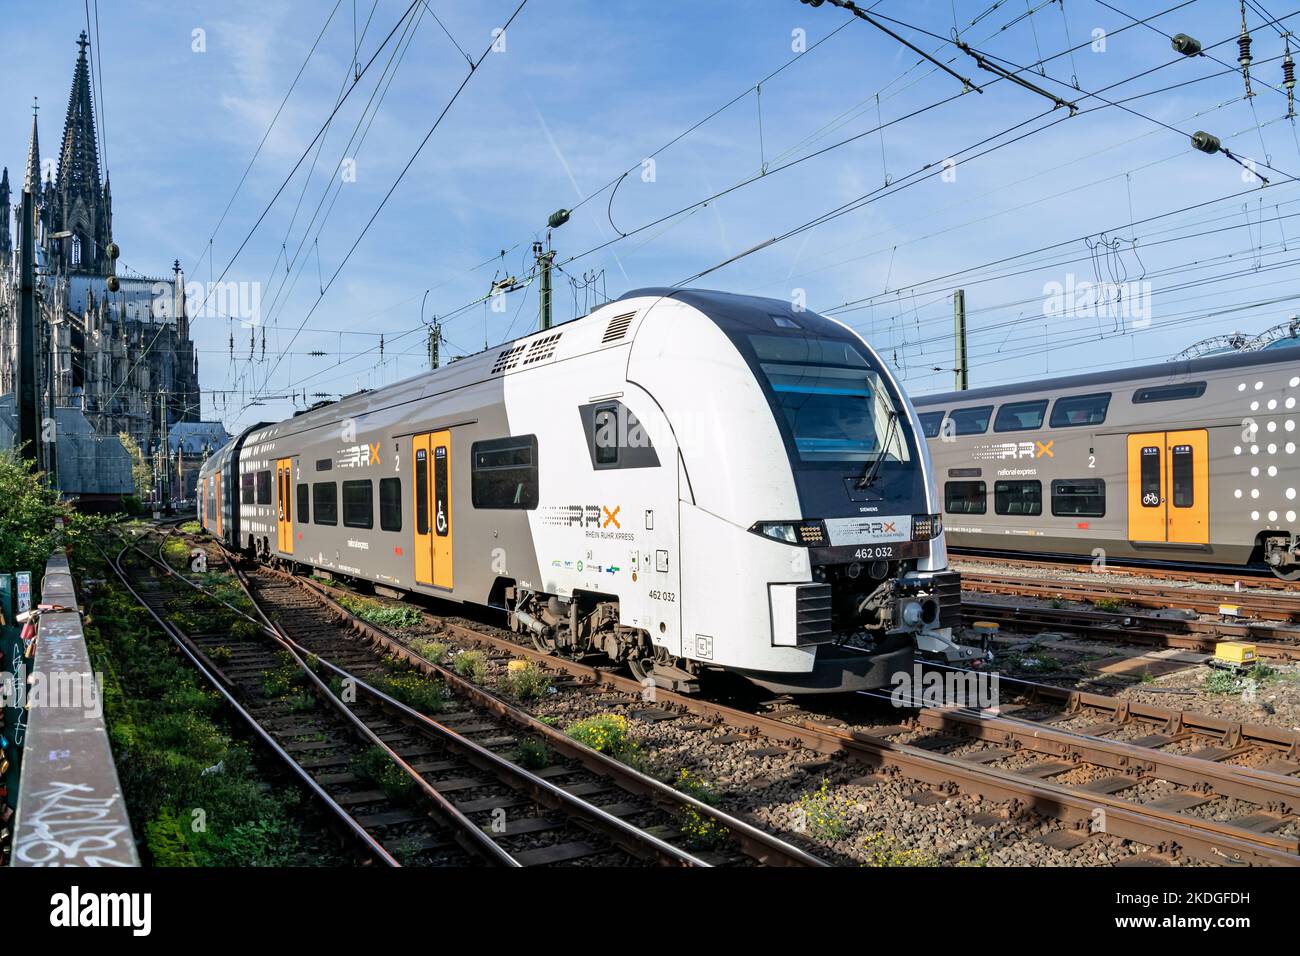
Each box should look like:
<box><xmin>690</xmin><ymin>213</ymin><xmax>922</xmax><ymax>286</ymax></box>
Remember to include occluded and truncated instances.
<box><xmin>436</xmin><ymin>502</ymin><xmax>448</xmax><ymax>534</ymax></box>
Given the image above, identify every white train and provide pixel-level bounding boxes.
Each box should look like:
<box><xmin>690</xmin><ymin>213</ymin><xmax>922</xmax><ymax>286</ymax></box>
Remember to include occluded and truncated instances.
<box><xmin>200</xmin><ymin>289</ymin><xmax>967</xmax><ymax>693</ymax></box>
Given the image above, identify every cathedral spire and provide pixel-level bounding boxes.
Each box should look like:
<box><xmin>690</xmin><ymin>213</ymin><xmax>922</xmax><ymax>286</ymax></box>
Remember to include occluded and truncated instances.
<box><xmin>0</xmin><ymin>167</ymin><xmax>10</xmax><ymax>260</ymax></box>
<box><xmin>24</xmin><ymin>101</ymin><xmax>41</xmax><ymax>194</ymax></box>
<box><xmin>59</xmin><ymin>31</ymin><xmax>101</xmax><ymax>196</ymax></box>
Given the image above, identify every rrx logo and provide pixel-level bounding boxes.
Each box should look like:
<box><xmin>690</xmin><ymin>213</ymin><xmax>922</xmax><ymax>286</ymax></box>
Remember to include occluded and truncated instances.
<box><xmin>561</xmin><ymin>505</ymin><xmax>622</xmax><ymax>529</ymax></box>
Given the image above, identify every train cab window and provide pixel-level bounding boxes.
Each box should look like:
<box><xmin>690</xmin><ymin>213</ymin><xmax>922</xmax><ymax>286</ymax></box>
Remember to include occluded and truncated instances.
<box><xmin>1171</xmin><ymin>444</ymin><xmax>1195</xmax><ymax>508</ymax></box>
<box><xmin>313</xmin><ymin>482</ymin><xmax>338</xmax><ymax>525</ymax></box>
<box><xmin>1051</xmin><ymin>479</ymin><xmax>1106</xmax><ymax>517</ymax></box>
<box><xmin>342</xmin><ymin>480</ymin><xmax>373</xmax><ymax>529</ymax></box>
<box><xmin>593</xmin><ymin>405</ymin><xmax>619</xmax><ymax>465</ymax></box>
<box><xmin>241</xmin><ymin>472</ymin><xmax>255</xmax><ymax>505</ymax></box>
<box><xmin>256</xmin><ymin>470</ymin><xmax>273</xmax><ymax>505</ymax></box>
<box><xmin>994</xmin><ymin>399</ymin><xmax>1048</xmax><ymax>432</ymax></box>
<box><xmin>948</xmin><ymin>405</ymin><xmax>993</xmax><ymax>436</ymax></box>
<box><xmin>1133</xmin><ymin>382</ymin><xmax>1206</xmax><ymax>403</ymax></box>
<box><xmin>297</xmin><ymin>483</ymin><xmax>310</xmax><ymax>525</ymax></box>
<box><xmin>379</xmin><ymin>477</ymin><xmax>402</xmax><ymax>532</ymax></box>
<box><xmin>472</xmin><ymin>435</ymin><xmax>539</xmax><ymax>509</ymax></box>
<box><xmin>918</xmin><ymin>410</ymin><xmax>945</xmax><ymax>438</ymax></box>
<box><xmin>945</xmin><ymin>480</ymin><xmax>986</xmax><ymax>514</ymax></box>
<box><xmin>995</xmin><ymin>480</ymin><xmax>1042</xmax><ymax>516</ymax></box>
<box><xmin>1050</xmin><ymin>392</ymin><xmax>1110</xmax><ymax>428</ymax></box>
<box><xmin>1139</xmin><ymin>446</ymin><xmax>1161</xmax><ymax>507</ymax></box>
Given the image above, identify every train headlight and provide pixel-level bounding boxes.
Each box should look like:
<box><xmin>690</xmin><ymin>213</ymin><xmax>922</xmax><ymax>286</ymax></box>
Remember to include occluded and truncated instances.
<box><xmin>912</xmin><ymin>514</ymin><xmax>943</xmax><ymax>540</ymax></box>
<box><xmin>750</xmin><ymin>520</ymin><xmax>827</xmax><ymax>546</ymax></box>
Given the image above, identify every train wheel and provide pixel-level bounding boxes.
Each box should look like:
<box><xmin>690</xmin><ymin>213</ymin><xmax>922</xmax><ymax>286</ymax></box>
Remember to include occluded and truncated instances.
<box><xmin>1270</xmin><ymin>564</ymin><xmax>1300</xmax><ymax>581</ymax></box>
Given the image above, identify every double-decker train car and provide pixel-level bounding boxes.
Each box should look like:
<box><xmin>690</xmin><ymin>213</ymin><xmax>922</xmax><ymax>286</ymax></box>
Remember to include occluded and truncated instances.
<box><xmin>200</xmin><ymin>288</ymin><xmax>971</xmax><ymax>693</ymax></box>
<box><xmin>914</xmin><ymin>347</ymin><xmax>1300</xmax><ymax>579</ymax></box>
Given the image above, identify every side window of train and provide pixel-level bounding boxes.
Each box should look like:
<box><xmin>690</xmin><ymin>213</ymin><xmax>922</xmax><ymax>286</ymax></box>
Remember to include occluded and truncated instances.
<box><xmin>313</xmin><ymin>482</ymin><xmax>338</xmax><ymax>525</ymax></box>
<box><xmin>1049</xmin><ymin>392</ymin><xmax>1111</xmax><ymax>428</ymax></box>
<box><xmin>594</xmin><ymin>405</ymin><xmax>619</xmax><ymax>465</ymax></box>
<box><xmin>1051</xmin><ymin>478</ymin><xmax>1105</xmax><ymax>517</ymax></box>
<box><xmin>342</xmin><ymin>480</ymin><xmax>373</xmax><ymax>529</ymax></box>
<box><xmin>944</xmin><ymin>480</ymin><xmax>986</xmax><ymax>515</ymax></box>
<box><xmin>241</xmin><ymin>472</ymin><xmax>255</xmax><ymax>505</ymax></box>
<box><xmin>1171</xmin><ymin>444</ymin><xmax>1195</xmax><ymax>508</ymax></box>
<box><xmin>994</xmin><ymin>479</ymin><xmax>1042</xmax><ymax>516</ymax></box>
<box><xmin>993</xmin><ymin>399</ymin><xmax>1048</xmax><ymax>432</ymax></box>
<box><xmin>472</xmin><ymin>435</ymin><xmax>540</xmax><ymax>509</ymax></box>
<box><xmin>379</xmin><ymin>477</ymin><xmax>402</xmax><ymax>532</ymax></box>
<box><xmin>918</xmin><ymin>411</ymin><xmax>945</xmax><ymax>438</ymax></box>
<box><xmin>256</xmin><ymin>469</ymin><xmax>273</xmax><ymax>505</ymax></box>
<box><xmin>297</xmin><ymin>483</ymin><xmax>310</xmax><ymax>525</ymax></box>
<box><xmin>1139</xmin><ymin>446</ymin><xmax>1161</xmax><ymax>507</ymax></box>
<box><xmin>948</xmin><ymin>405</ymin><xmax>993</xmax><ymax>436</ymax></box>
<box><xmin>1132</xmin><ymin>382</ymin><xmax>1206</xmax><ymax>403</ymax></box>
<box><xmin>579</xmin><ymin>400</ymin><xmax>660</xmax><ymax>470</ymax></box>
<box><xmin>416</xmin><ymin>449</ymin><xmax>430</xmax><ymax>533</ymax></box>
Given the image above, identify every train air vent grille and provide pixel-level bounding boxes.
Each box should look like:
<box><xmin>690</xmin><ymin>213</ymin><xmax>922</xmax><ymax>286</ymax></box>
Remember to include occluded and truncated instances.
<box><xmin>491</xmin><ymin>344</ymin><xmax>526</xmax><ymax>374</ymax></box>
<box><xmin>522</xmin><ymin>332</ymin><xmax>563</xmax><ymax>365</ymax></box>
<box><xmin>795</xmin><ymin>584</ymin><xmax>834</xmax><ymax>645</ymax></box>
<box><xmin>601</xmin><ymin>311</ymin><xmax>636</xmax><ymax>343</ymax></box>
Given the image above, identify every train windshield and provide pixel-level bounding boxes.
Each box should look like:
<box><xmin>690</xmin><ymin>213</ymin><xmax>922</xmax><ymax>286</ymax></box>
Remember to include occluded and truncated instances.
<box><xmin>750</xmin><ymin>334</ymin><xmax>910</xmax><ymax>464</ymax></box>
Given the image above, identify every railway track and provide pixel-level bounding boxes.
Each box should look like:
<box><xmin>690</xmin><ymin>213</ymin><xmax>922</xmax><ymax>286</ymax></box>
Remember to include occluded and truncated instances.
<box><xmin>960</xmin><ymin>598</ymin><xmax>1300</xmax><ymax>662</ymax></box>
<box><xmin>951</xmin><ymin>554</ymin><xmax>1300</xmax><ymax>593</ymax></box>
<box><xmin>279</xmin><ymin>566</ymin><xmax>1300</xmax><ymax>866</ymax></box>
<box><xmin>135</xmin><ymin>529</ymin><xmax>823</xmax><ymax>867</ymax></box>
<box><xmin>961</xmin><ymin>571</ymin><xmax>1300</xmax><ymax>624</ymax></box>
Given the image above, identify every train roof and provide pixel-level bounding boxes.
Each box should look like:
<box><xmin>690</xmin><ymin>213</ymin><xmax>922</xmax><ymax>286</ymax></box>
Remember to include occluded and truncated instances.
<box><xmin>912</xmin><ymin>342</ymin><xmax>1300</xmax><ymax>407</ymax></box>
<box><xmin>237</xmin><ymin>287</ymin><xmax>856</xmax><ymax>446</ymax></box>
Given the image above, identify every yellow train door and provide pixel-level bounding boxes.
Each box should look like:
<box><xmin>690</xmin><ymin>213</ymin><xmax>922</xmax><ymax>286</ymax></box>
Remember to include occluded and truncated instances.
<box><xmin>1127</xmin><ymin>433</ymin><xmax>1166</xmax><ymax>542</ymax></box>
<box><xmin>411</xmin><ymin>431</ymin><xmax>453</xmax><ymax>589</ymax></box>
<box><xmin>1165</xmin><ymin>429</ymin><xmax>1208</xmax><ymax>545</ymax></box>
<box><xmin>276</xmin><ymin>458</ymin><xmax>294</xmax><ymax>555</ymax></box>
<box><xmin>1127</xmin><ymin>430</ymin><xmax>1208</xmax><ymax>545</ymax></box>
<box><xmin>216</xmin><ymin>472</ymin><xmax>223</xmax><ymax>539</ymax></box>
<box><xmin>431</xmin><ymin>431</ymin><xmax>453</xmax><ymax>590</ymax></box>
<box><xmin>413</xmin><ymin>434</ymin><xmax>433</xmax><ymax>585</ymax></box>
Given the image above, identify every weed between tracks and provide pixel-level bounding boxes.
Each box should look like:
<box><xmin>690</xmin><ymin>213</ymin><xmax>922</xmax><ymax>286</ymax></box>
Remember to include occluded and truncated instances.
<box><xmin>351</xmin><ymin>747</ymin><xmax>417</xmax><ymax>803</ymax></box>
<box><xmin>336</xmin><ymin>593</ymin><xmax>423</xmax><ymax>629</ymax></box>
<box><xmin>496</xmin><ymin>661</ymin><xmax>553</xmax><ymax>700</ymax></box>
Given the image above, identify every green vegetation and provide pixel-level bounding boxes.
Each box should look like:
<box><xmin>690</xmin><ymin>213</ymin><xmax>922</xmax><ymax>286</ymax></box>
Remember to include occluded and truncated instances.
<box><xmin>565</xmin><ymin>713</ymin><xmax>635</xmax><ymax>760</ymax></box>
<box><xmin>1204</xmin><ymin>662</ymin><xmax>1280</xmax><ymax>695</ymax></box>
<box><xmin>179</xmin><ymin>520</ymin><xmax>203</xmax><ymax>536</ymax></box>
<box><xmin>1092</xmin><ymin>598</ymin><xmax>1123</xmax><ymax>613</ymax></box>
<box><xmin>452</xmin><ymin>649</ymin><xmax>488</xmax><ymax>682</ymax></box>
<box><xmin>411</xmin><ymin>639</ymin><xmax>449</xmax><ymax>663</ymax></box>
<box><xmin>80</xmin><ymin>574</ymin><xmax>346</xmax><ymax>866</ymax></box>
<box><xmin>336</xmin><ymin>593</ymin><xmax>422</xmax><ymax>629</ymax></box>
<box><xmin>0</xmin><ymin>451</ymin><xmax>112</xmax><ymax>573</ymax></box>
<box><xmin>796</xmin><ymin>779</ymin><xmax>855</xmax><ymax>843</ymax></box>
<box><xmin>262</xmin><ymin>652</ymin><xmax>307</xmax><ymax>699</ymax></box>
<box><xmin>861</xmin><ymin>832</ymin><xmax>941</xmax><ymax>866</ymax></box>
<box><xmin>673</xmin><ymin>769</ymin><xmax>729</xmax><ymax>850</ymax></box>
<box><xmin>496</xmin><ymin>661</ymin><xmax>553</xmax><ymax>700</ymax></box>
<box><xmin>372</xmin><ymin>664</ymin><xmax>445</xmax><ymax>713</ymax></box>
<box><xmin>351</xmin><ymin>747</ymin><xmax>417</xmax><ymax>803</ymax></box>
<box><xmin>513</xmin><ymin>738</ymin><xmax>551</xmax><ymax>770</ymax></box>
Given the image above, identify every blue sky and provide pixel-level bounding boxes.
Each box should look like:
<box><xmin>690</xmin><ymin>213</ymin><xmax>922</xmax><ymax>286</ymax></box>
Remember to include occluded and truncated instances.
<box><xmin>4</xmin><ymin>0</ymin><xmax>1300</xmax><ymax>432</ymax></box>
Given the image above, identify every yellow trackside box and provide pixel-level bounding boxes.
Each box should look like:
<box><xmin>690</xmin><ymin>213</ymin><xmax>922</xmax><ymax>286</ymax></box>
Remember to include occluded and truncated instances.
<box><xmin>1214</xmin><ymin>642</ymin><xmax>1257</xmax><ymax>666</ymax></box>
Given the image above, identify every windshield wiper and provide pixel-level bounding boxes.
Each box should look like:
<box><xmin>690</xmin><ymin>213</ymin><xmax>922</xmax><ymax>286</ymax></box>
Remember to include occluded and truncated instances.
<box><xmin>855</xmin><ymin>408</ymin><xmax>898</xmax><ymax>489</ymax></box>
